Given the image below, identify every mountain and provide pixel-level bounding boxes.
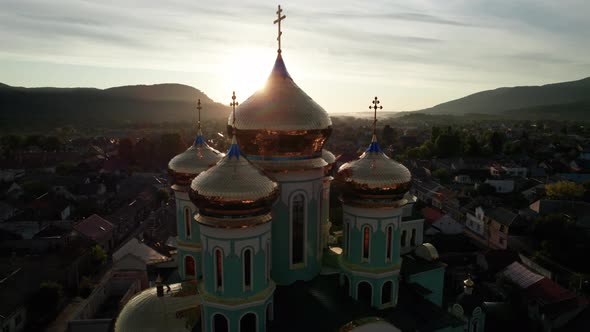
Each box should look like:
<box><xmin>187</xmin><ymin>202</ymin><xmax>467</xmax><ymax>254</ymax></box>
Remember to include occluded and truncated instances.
<box><xmin>0</xmin><ymin>83</ymin><xmax>230</xmax><ymax>130</ymax></box>
<box><xmin>419</xmin><ymin>77</ymin><xmax>590</xmax><ymax>117</ymax></box>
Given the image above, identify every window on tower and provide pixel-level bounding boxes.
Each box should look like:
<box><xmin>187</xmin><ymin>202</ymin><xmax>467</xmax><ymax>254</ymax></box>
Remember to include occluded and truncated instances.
<box><xmin>215</xmin><ymin>249</ymin><xmax>223</xmax><ymax>291</ymax></box>
<box><xmin>410</xmin><ymin>229</ymin><xmax>416</xmax><ymax>246</ymax></box>
<box><xmin>402</xmin><ymin>230</ymin><xmax>408</xmax><ymax>247</ymax></box>
<box><xmin>244</xmin><ymin>249</ymin><xmax>252</xmax><ymax>291</ymax></box>
<box><xmin>344</xmin><ymin>222</ymin><xmax>349</xmax><ymax>258</ymax></box>
<box><xmin>362</xmin><ymin>226</ymin><xmax>370</xmax><ymax>261</ymax></box>
<box><xmin>184</xmin><ymin>207</ymin><xmax>191</xmax><ymax>238</ymax></box>
<box><xmin>292</xmin><ymin>193</ymin><xmax>305</xmax><ymax>265</ymax></box>
<box><xmin>386</xmin><ymin>225</ymin><xmax>393</xmax><ymax>262</ymax></box>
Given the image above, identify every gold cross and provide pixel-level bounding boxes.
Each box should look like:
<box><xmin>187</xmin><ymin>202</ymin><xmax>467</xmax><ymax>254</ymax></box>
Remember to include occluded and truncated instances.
<box><xmin>273</xmin><ymin>5</ymin><xmax>286</xmax><ymax>53</ymax></box>
<box><xmin>196</xmin><ymin>99</ymin><xmax>202</xmax><ymax>129</ymax></box>
<box><xmin>230</xmin><ymin>91</ymin><xmax>239</xmax><ymax>134</ymax></box>
<box><xmin>369</xmin><ymin>97</ymin><xmax>383</xmax><ymax>135</ymax></box>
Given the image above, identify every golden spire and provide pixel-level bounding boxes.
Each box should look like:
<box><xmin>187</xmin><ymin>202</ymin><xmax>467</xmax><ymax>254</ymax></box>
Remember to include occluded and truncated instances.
<box><xmin>273</xmin><ymin>5</ymin><xmax>286</xmax><ymax>53</ymax></box>
<box><xmin>196</xmin><ymin>99</ymin><xmax>202</xmax><ymax>131</ymax></box>
<box><xmin>230</xmin><ymin>91</ymin><xmax>239</xmax><ymax>136</ymax></box>
<box><xmin>369</xmin><ymin>96</ymin><xmax>382</xmax><ymax>136</ymax></box>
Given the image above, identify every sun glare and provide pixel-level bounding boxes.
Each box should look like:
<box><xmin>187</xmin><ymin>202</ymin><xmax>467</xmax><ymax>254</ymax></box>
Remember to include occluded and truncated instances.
<box><xmin>222</xmin><ymin>48</ymin><xmax>274</xmax><ymax>100</ymax></box>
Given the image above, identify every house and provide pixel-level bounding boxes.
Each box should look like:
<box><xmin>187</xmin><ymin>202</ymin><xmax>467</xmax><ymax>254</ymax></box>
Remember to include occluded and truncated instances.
<box><xmin>485</xmin><ymin>207</ymin><xmax>520</xmax><ymax>250</ymax></box>
<box><xmin>411</xmin><ymin>179</ymin><xmax>442</xmax><ymax>205</ymax></box>
<box><xmin>484</xmin><ymin>178</ymin><xmax>515</xmax><ymax>193</ymax></box>
<box><xmin>500</xmin><ymin>262</ymin><xmax>588</xmax><ymax>331</ymax></box>
<box><xmin>74</xmin><ymin>214</ymin><xmax>115</xmax><ymax>252</ymax></box>
<box><xmin>490</xmin><ymin>163</ymin><xmax>528</xmax><ymax>178</ymax></box>
<box><xmin>425</xmin><ymin>214</ymin><xmax>464</xmax><ymax>236</ymax></box>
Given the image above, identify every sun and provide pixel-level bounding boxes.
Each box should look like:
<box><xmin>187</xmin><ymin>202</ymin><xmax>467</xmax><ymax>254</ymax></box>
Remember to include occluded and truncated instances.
<box><xmin>222</xmin><ymin>48</ymin><xmax>274</xmax><ymax>100</ymax></box>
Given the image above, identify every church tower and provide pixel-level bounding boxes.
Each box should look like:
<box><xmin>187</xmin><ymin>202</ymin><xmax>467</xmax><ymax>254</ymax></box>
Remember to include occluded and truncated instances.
<box><xmin>229</xmin><ymin>6</ymin><xmax>333</xmax><ymax>285</ymax></box>
<box><xmin>190</xmin><ymin>92</ymin><xmax>279</xmax><ymax>332</ymax></box>
<box><xmin>169</xmin><ymin>99</ymin><xmax>223</xmax><ymax>280</ymax></box>
<box><xmin>336</xmin><ymin>97</ymin><xmax>412</xmax><ymax>309</ymax></box>
<box><xmin>450</xmin><ymin>275</ymin><xmax>486</xmax><ymax>332</ymax></box>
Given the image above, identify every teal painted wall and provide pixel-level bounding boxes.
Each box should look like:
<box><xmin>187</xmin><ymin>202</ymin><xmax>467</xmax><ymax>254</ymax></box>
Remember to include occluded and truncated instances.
<box><xmin>406</xmin><ymin>267</ymin><xmax>445</xmax><ymax>307</ymax></box>
<box><xmin>202</xmin><ymin>297</ymin><xmax>273</xmax><ymax>332</ymax></box>
<box><xmin>340</xmin><ymin>271</ymin><xmax>399</xmax><ymax>308</ymax></box>
<box><xmin>175</xmin><ymin>195</ymin><xmax>200</xmax><ymax>243</ymax></box>
<box><xmin>271</xmin><ymin>188</ymin><xmax>322</xmax><ymax>285</ymax></box>
<box><xmin>178</xmin><ymin>248</ymin><xmax>201</xmax><ymax>279</ymax></box>
<box><xmin>202</xmin><ymin>232</ymin><xmax>271</xmax><ymax>298</ymax></box>
<box><xmin>342</xmin><ymin>212</ymin><xmax>402</xmax><ymax>269</ymax></box>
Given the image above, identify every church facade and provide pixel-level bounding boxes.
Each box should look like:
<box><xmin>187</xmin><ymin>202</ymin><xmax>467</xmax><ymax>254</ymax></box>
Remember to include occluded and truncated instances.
<box><xmin>115</xmin><ymin>6</ymin><xmax>471</xmax><ymax>332</ymax></box>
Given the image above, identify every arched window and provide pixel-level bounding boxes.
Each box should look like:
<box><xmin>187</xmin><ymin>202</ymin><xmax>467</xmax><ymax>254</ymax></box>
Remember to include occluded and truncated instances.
<box><xmin>342</xmin><ymin>275</ymin><xmax>350</xmax><ymax>297</ymax></box>
<box><xmin>410</xmin><ymin>229</ymin><xmax>416</xmax><ymax>246</ymax></box>
<box><xmin>471</xmin><ymin>319</ymin><xmax>479</xmax><ymax>332</ymax></box>
<box><xmin>362</xmin><ymin>226</ymin><xmax>370</xmax><ymax>261</ymax></box>
<box><xmin>213</xmin><ymin>314</ymin><xmax>228</xmax><ymax>332</ymax></box>
<box><xmin>344</xmin><ymin>222</ymin><xmax>349</xmax><ymax>257</ymax></box>
<box><xmin>243</xmin><ymin>249</ymin><xmax>252</xmax><ymax>291</ymax></box>
<box><xmin>215</xmin><ymin>249</ymin><xmax>223</xmax><ymax>291</ymax></box>
<box><xmin>381</xmin><ymin>281</ymin><xmax>392</xmax><ymax>304</ymax></box>
<box><xmin>184</xmin><ymin>207</ymin><xmax>191</xmax><ymax>238</ymax></box>
<box><xmin>386</xmin><ymin>225</ymin><xmax>393</xmax><ymax>262</ymax></box>
<box><xmin>185</xmin><ymin>255</ymin><xmax>195</xmax><ymax>277</ymax></box>
<box><xmin>266</xmin><ymin>241</ymin><xmax>271</xmax><ymax>284</ymax></box>
<box><xmin>357</xmin><ymin>281</ymin><xmax>372</xmax><ymax>306</ymax></box>
<box><xmin>266</xmin><ymin>303</ymin><xmax>274</xmax><ymax>323</ymax></box>
<box><xmin>291</xmin><ymin>193</ymin><xmax>305</xmax><ymax>265</ymax></box>
<box><xmin>240</xmin><ymin>313</ymin><xmax>257</xmax><ymax>332</ymax></box>
<box><xmin>401</xmin><ymin>230</ymin><xmax>407</xmax><ymax>247</ymax></box>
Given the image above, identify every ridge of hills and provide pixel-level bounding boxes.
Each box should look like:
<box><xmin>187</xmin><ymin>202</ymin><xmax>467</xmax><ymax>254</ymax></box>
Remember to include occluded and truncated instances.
<box><xmin>418</xmin><ymin>76</ymin><xmax>590</xmax><ymax>117</ymax></box>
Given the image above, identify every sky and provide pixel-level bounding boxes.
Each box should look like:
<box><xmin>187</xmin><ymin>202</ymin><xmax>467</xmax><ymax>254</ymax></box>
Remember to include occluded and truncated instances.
<box><xmin>1</xmin><ymin>0</ymin><xmax>589</xmax><ymax>113</ymax></box>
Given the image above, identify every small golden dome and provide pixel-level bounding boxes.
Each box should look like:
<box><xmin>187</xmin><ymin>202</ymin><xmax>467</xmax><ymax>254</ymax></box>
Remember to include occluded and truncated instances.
<box><xmin>168</xmin><ymin>129</ymin><xmax>223</xmax><ymax>187</ymax></box>
<box><xmin>189</xmin><ymin>136</ymin><xmax>278</xmax><ymax>220</ymax></box>
<box><xmin>336</xmin><ymin>135</ymin><xmax>411</xmax><ymax>203</ymax></box>
<box><xmin>464</xmin><ymin>275</ymin><xmax>475</xmax><ymax>288</ymax></box>
<box><xmin>322</xmin><ymin>149</ymin><xmax>336</xmax><ymax>165</ymax></box>
<box><xmin>228</xmin><ymin>53</ymin><xmax>332</xmax><ymax>160</ymax></box>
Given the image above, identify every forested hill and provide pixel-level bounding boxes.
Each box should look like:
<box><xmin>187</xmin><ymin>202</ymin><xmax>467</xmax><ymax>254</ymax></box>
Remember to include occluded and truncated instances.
<box><xmin>419</xmin><ymin>76</ymin><xmax>590</xmax><ymax>117</ymax></box>
<box><xmin>0</xmin><ymin>83</ymin><xmax>230</xmax><ymax>130</ymax></box>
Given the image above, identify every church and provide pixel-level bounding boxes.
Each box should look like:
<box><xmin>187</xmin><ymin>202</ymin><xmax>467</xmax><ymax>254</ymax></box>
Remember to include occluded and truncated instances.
<box><xmin>114</xmin><ymin>6</ymin><xmax>484</xmax><ymax>332</ymax></box>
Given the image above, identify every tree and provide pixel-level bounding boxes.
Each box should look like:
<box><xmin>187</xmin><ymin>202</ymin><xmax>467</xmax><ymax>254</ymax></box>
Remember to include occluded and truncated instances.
<box><xmin>434</xmin><ymin>134</ymin><xmax>461</xmax><ymax>157</ymax></box>
<box><xmin>545</xmin><ymin>181</ymin><xmax>584</xmax><ymax>200</ymax></box>
<box><xmin>463</xmin><ymin>134</ymin><xmax>481</xmax><ymax>156</ymax></box>
<box><xmin>381</xmin><ymin>125</ymin><xmax>396</xmax><ymax>146</ymax></box>
<box><xmin>91</xmin><ymin>244</ymin><xmax>107</xmax><ymax>265</ymax></box>
<box><xmin>79</xmin><ymin>276</ymin><xmax>94</xmax><ymax>298</ymax></box>
<box><xmin>433</xmin><ymin>168</ymin><xmax>450</xmax><ymax>184</ymax></box>
<box><xmin>489</xmin><ymin>131</ymin><xmax>506</xmax><ymax>154</ymax></box>
<box><xmin>41</xmin><ymin>136</ymin><xmax>63</xmax><ymax>152</ymax></box>
<box><xmin>33</xmin><ymin>281</ymin><xmax>64</xmax><ymax>311</ymax></box>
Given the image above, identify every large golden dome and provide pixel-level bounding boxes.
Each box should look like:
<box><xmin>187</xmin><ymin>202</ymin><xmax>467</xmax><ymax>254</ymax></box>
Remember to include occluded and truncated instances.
<box><xmin>168</xmin><ymin>128</ymin><xmax>223</xmax><ymax>188</ymax></box>
<box><xmin>227</xmin><ymin>53</ymin><xmax>332</xmax><ymax>160</ymax></box>
<box><xmin>189</xmin><ymin>136</ymin><xmax>278</xmax><ymax>222</ymax></box>
<box><xmin>336</xmin><ymin>135</ymin><xmax>411</xmax><ymax>205</ymax></box>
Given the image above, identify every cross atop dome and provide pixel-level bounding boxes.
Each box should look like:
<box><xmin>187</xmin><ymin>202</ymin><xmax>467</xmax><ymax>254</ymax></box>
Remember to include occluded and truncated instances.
<box><xmin>367</xmin><ymin>97</ymin><xmax>383</xmax><ymax>153</ymax></box>
<box><xmin>274</xmin><ymin>5</ymin><xmax>286</xmax><ymax>53</ymax></box>
<box><xmin>228</xmin><ymin>91</ymin><xmax>241</xmax><ymax>159</ymax></box>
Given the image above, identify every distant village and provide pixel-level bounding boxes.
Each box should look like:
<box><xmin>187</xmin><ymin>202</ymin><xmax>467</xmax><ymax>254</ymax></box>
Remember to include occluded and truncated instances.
<box><xmin>1</xmin><ymin>115</ymin><xmax>589</xmax><ymax>331</ymax></box>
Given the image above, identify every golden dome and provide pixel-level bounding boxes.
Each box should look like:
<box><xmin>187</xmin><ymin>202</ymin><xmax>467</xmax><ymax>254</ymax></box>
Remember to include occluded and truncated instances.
<box><xmin>189</xmin><ymin>136</ymin><xmax>278</xmax><ymax>219</ymax></box>
<box><xmin>168</xmin><ymin>128</ymin><xmax>223</xmax><ymax>187</ymax></box>
<box><xmin>115</xmin><ymin>283</ymin><xmax>200</xmax><ymax>332</ymax></box>
<box><xmin>227</xmin><ymin>53</ymin><xmax>332</xmax><ymax>160</ymax></box>
<box><xmin>336</xmin><ymin>135</ymin><xmax>411</xmax><ymax>203</ymax></box>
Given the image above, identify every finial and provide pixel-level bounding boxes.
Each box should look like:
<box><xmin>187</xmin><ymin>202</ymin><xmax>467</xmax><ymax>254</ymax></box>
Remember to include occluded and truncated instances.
<box><xmin>228</xmin><ymin>91</ymin><xmax>241</xmax><ymax>160</ymax></box>
<box><xmin>369</xmin><ymin>96</ymin><xmax>383</xmax><ymax>136</ymax></box>
<box><xmin>274</xmin><ymin>5</ymin><xmax>286</xmax><ymax>53</ymax></box>
<box><xmin>196</xmin><ymin>99</ymin><xmax>202</xmax><ymax>130</ymax></box>
<box><xmin>230</xmin><ymin>91</ymin><xmax>239</xmax><ymax>136</ymax></box>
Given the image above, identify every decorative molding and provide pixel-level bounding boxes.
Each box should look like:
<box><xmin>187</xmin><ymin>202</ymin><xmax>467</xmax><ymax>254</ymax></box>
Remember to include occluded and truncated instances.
<box><xmin>208</xmin><ymin>239</ymin><xmax>230</xmax><ymax>256</ymax></box>
<box><xmin>235</xmin><ymin>238</ymin><xmax>260</xmax><ymax>255</ymax></box>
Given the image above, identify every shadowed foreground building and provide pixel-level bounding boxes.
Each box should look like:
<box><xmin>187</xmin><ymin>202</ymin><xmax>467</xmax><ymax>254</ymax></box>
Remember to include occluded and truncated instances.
<box><xmin>114</xmin><ymin>7</ymin><xmax>467</xmax><ymax>332</ymax></box>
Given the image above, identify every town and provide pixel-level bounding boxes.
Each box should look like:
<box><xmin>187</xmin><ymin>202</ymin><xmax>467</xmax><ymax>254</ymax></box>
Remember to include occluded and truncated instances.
<box><xmin>1</xmin><ymin>112</ymin><xmax>589</xmax><ymax>331</ymax></box>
